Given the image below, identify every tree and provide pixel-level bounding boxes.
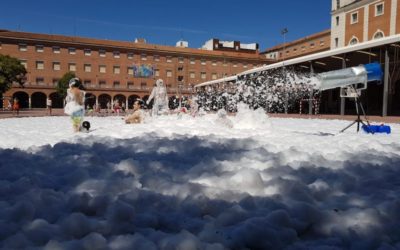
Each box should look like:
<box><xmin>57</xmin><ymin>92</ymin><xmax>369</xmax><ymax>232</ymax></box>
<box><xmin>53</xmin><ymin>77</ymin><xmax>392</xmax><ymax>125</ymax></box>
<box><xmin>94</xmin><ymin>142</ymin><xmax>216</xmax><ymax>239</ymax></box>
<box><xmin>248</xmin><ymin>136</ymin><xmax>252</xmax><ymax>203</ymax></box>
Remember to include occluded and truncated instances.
<box><xmin>56</xmin><ymin>72</ymin><xmax>76</xmax><ymax>98</ymax></box>
<box><xmin>0</xmin><ymin>54</ymin><xmax>27</xmax><ymax>94</ymax></box>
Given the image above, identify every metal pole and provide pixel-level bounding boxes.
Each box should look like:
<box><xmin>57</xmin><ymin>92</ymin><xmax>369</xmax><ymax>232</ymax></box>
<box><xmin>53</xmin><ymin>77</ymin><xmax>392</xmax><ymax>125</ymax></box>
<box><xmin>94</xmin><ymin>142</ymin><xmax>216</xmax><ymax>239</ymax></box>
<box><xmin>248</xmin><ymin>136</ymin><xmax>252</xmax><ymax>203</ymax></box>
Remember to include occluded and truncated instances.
<box><xmin>281</xmin><ymin>28</ymin><xmax>288</xmax><ymax>114</ymax></box>
<box><xmin>340</xmin><ymin>55</ymin><xmax>346</xmax><ymax>115</ymax></box>
<box><xmin>382</xmin><ymin>47</ymin><xmax>389</xmax><ymax>116</ymax></box>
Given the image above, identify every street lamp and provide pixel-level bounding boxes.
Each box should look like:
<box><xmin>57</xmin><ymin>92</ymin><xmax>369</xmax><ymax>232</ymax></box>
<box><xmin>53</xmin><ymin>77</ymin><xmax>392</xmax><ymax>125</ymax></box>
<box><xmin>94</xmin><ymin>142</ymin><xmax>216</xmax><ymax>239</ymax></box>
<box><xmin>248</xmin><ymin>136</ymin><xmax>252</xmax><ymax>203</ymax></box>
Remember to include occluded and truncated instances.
<box><xmin>281</xmin><ymin>28</ymin><xmax>288</xmax><ymax>114</ymax></box>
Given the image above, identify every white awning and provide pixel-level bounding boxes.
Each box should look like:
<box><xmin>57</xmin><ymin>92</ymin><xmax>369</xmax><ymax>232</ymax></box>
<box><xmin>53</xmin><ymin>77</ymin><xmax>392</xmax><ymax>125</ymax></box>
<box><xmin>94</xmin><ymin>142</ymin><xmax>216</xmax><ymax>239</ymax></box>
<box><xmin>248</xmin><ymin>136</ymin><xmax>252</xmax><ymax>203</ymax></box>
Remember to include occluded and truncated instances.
<box><xmin>194</xmin><ymin>34</ymin><xmax>400</xmax><ymax>88</ymax></box>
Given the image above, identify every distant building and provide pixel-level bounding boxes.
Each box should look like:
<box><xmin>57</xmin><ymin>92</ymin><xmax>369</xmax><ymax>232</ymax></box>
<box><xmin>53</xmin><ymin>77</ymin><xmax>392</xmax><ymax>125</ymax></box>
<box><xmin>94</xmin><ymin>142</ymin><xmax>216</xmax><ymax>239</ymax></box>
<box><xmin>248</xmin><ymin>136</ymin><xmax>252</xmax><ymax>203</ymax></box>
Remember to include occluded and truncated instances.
<box><xmin>201</xmin><ymin>39</ymin><xmax>259</xmax><ymax>53</ymax></box>
<box><xmin>262</xmin><ymin>30</ymin><xmax>331</xmax><ymax>60</ymax></box>
<box><xmin>0</xmin><ymin>30</ymin><xmax>269</xmax><ymax>109</ymax></box>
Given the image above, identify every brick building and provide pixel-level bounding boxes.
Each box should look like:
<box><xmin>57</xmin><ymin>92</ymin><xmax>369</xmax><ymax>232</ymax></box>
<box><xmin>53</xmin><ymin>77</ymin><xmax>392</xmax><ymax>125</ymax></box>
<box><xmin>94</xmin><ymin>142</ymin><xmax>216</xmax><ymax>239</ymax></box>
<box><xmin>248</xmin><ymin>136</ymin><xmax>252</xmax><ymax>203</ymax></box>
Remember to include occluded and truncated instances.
<box><xmin>0</xmin><ymin>30</ymin><xmax>269</xmax><ymax>109</ymax></box>
<box><xmin>262</xmin><ymin>30</ymin><xmax>331</xmax><ymax>60</ymax></box>
<box><xmin>331</xmin><ymin>0</ymin><xmax>399</xmax><ymax>48</ymax></box>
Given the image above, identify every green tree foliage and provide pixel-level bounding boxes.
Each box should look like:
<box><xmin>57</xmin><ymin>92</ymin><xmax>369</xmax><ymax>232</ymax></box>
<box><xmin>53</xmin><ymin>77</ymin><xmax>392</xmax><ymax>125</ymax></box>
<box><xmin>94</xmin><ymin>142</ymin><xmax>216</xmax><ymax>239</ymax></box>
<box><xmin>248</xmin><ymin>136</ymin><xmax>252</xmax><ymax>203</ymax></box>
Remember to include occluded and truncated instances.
<box><xmin>56</xmin><ymin>71</ymin><xmax>75</xmax><ymax>98</ymax></box>
<box><xmin>0</xmin><ymin>54</ymin><xmax>27</xmax><ymax>94</ymax></box>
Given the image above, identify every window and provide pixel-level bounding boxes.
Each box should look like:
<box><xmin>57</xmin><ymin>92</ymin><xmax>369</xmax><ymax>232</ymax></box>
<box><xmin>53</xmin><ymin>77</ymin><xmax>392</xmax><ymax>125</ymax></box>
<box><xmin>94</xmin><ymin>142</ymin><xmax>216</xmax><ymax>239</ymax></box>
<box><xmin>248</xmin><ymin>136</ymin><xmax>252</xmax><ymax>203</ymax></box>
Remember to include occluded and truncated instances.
<box><xmin>113</xmin><ymin>66</ymin><xmax>120</xmax><ymax>74</ymax></box>
<box><xmin>127</xmin><ymin>82</ymin><xmax>134</xmax><ymax>89</ymax></box>
<box><xmin>53</xmin><ymin>46</ymin><xmax>60</xmax><ymax>54</ymax></box>
<box><xmin>127</xmin><ymin>53</ymin><xmax>133</xmax><ymax>59</ymax></box>
<box><xmin>178</xmin><ymin>57</ymin><xmax>184</xmax><ymax>63</ymax></box>
<box><xmin>201</xmin><ymin>72</ymin><xmax>206</xmax><ymax>79</ymax></box>
<box><xmin>19</xmin><ymin>44</ymin><xmax>27</xmax><ymax>51</ymax></box>
<box><xmin>223</xmin><ymin>61</ymin><xmax>228</xmax><ymax>67</ymax></box>
<box><xmin>53</xmin><ymin>62</ymin><xmax>60</xmax><ymax>71</ymax></box>
<box><xmin>233</xmin><ymin>62</ymin><xmax>237</xmax><ymax>68</ymax></box>
<box><xmin>36</xmin><ymin>77</ymin><xmax>45</xmax><ymax>85</ymax></box>
<box><xmin>212</xmin><ymin>61</ymin><xmax>217</xmax><ymax>66</ymax></box>
<box><xmin>99</xmin><ymin>50</ymin><xmax>106</xmax><ymax>57</ymax></box>
<box><xmin>141</xmin><ymin>54</ymin><xmax>147</xmax><ymax>61</ymax></box>
<box><xmin>53</xmin><ymin>78</ymin><xmax>59</xmax><ymax>86</ymax></box>
<box><xmin>166</xmin><ymin>56</ymin><xmax>172</xmax><ymax>63</ymax></box>
<box><xmin>177</xmin><ymin>66</ymin><xmax>183</xmax><ymax>71</ymax></box>
<box><xmin>141</xmin><ymin>82</ymin><xmax>147</xmax><ymax>89</ymax></box>
<box><xmin>336</xmin><ymin>16</ymin><xmax>340</xmax><ymax>26</ymax></box>
<box><xmin>127</xmin><ymin>67</ymin><xmax>134</xmax><ymax>75</ymax></box>
<box><xmin>335</xmin><ymin>38</ymin><xmax>339</xmax><ymax>48</ymax></box>
<box><xmin>243</xmin><ymin>64</ymin><xmax>248</xmax><ymax>68</ymax></box>
<box><xmin>113</xmin><ymin>51</ymin><xmax>120</xmax><ymax>58</ymax></box>
<box><xmin>154</xmin><ymin>55</ymin><xmax>160</xmax><ymax>61</ymax></box>
<box><xmin>0</xmin><ymin>41</ymin><xmax>2</xmax><ymax>49</ymax></box>
<box><xmin>154</xmin><ymin>69</ymin><xmax>160</xmax><ymax>77</ymax></box>
<box><xmin>99</xmin><ymin>80</ymin><xmax>106</xmax><ymax>88</ymax></box>
<box><xmin>320</xmin><ymin>40</ymin><xmax>325</xmax><ymax>46</ymax></box>
<box><xmin>69</xmin><ymin>47</ymin><xmax>76</xmax><ymax>54</ymax></box>
<box><xmin>36</xmin><ymin>61</ymin><xmax>44</xmax><ymax>70</ymax></box>
<box><xmin>178</xmin><ymin>76</ymin><xmax>184</xmax><ymax>82</ymax></box>
<box><xmin>373</xmin><ymin>31</ymin><xmax>384</xmax><ymax>39</ymax></box>
<box><xmin>84</xmin><ymin>64</ymin><xmax>91</xmax><ymax>72</ymax></box>
<box><xmin>375</xmin><ymin>3</ymin><xmax>384</xmax><ymax>16</ymax></box>
<box><xmin>310</xmin><ymin>43</ymin><xmax>315</xmax><ymax>49</ymax></box>
<box><xmin>336</xmin><ymin>0</ymin><xmax>340</xmax><ymax>9</ymax></box>
<box><xmin>211</xmin><ymin>73</ymin><xmax>217</xmax><ymax>80</ymax></box>
<box><xmin>20</xmin><ymin>60</ymin><xmax>27</xmax><ymax>69</ymax></box>
<box><xmin>113</xmin><ymin>81</ymin><xmax>120</xmax><ymax>88</ymax></box>
<box><xmin>36</xmin><ymin>45</ymin><xmax>44</xmax><ymax>52</ymax></box>
<box><xmin>69</xmin><ymin>63</ymin><xmax>76</xmax><ymax>71</ymax></box>
<box><xmin>166</xmin><ymin>70</ymin><xmax>172</xmax><ymax>77</ymax></box>
<box><xmin>190</xmin><ymin>72</ymin><xmax>195</xmax><ymax>79</ymax></box>
<box><xmin>99</xmin><ymin>65</ymin><xmax>106</xmax><ymax>73</ymax></box>
<box><xmin>190</xmin><ymin>58</ymin><xmax>195</xmax><ymax>64</ymax></box>
<box><xmin>84</xmin><ymin>49</ymin><xmax>91</xmax><ymax>56</ymax></box>
<box><xmin>351</xmin><ymin>12</ymin><xmax>358</xmax><ymax>24</ymax></box>
<box><xmin>293</xmin><ymin>48</ymin><xmax>297</xmax><ymax>52</ymax></box>
<box><xmin>84</xmin><ymin>80</ymin><xmax>91</xmax><ymax>87</ymax></box>
<box><xmin>201</xmin><ymin>59</ymin><xmax>206</xmax><ymax>65</ymax></box>
<box><xmin>349</xmin><ymin>37</ymin><xmax>358</xmax><ymax>45</ymax></box>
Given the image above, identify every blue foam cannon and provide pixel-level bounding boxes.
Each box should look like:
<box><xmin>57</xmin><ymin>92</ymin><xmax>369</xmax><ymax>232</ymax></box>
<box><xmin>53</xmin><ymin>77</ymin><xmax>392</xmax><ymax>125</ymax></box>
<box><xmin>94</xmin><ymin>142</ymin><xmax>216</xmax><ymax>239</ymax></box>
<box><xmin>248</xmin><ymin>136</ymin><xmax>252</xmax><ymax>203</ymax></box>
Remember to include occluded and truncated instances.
<box><xmin>316</xmin><ymin>63</ymin><xmax>390</xmax><ymax>133</ymax></box>
<box><xmin>317</xmin><ymin>62</ymin><xmax>383</xmax><ymax>92</ymax></box>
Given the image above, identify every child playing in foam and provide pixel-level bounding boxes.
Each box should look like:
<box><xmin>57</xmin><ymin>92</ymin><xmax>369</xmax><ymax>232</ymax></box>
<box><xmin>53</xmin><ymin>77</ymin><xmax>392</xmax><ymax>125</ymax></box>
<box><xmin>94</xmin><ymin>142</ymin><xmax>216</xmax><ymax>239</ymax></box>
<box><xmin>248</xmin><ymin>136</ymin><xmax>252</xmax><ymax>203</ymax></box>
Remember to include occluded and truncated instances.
<box><xmin>64</xmin><ymin>78</ymin><xmax>85</xmax><ymax>132</ymax></box>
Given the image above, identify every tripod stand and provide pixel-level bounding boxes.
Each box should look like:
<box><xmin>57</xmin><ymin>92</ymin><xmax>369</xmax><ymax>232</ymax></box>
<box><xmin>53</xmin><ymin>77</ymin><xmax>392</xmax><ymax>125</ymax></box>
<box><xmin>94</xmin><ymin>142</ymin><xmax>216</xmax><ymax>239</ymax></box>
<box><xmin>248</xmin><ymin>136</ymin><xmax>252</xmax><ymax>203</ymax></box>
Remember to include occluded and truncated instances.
<box><xmin>340</xmin><ymin>86</ymin><xmax>371</xmax><ymax>133</ymax></box>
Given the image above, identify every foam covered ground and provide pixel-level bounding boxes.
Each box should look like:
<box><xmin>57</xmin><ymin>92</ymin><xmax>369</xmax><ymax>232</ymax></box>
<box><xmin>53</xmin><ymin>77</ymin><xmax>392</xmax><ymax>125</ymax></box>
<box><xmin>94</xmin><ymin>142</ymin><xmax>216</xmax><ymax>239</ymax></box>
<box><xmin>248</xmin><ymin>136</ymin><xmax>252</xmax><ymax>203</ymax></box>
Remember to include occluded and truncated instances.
<box><xmin>0</xmin><ymin>109</ymin><xmax>399</xmax><ymax>249</ymax></box>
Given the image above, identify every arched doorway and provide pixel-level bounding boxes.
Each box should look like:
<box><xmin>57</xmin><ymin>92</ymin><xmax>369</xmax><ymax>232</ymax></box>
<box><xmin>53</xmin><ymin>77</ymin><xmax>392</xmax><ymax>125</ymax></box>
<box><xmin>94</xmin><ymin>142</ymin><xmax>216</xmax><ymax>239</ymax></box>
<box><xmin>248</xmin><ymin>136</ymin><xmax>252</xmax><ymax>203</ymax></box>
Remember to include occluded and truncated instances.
<box><xmin>31</xmin><ymin>92</ymin><xmax>47</xmax><ymax>108</ymax></box>
<box><xmin>13</xmin><ymin>91</ymin><xmax>29</xmax><ymax>109</ymax></box>
<box><xmin>49</xmin><ymin>93</ymin><xmax>64</xmax><ymax>108</ymax></box>
<box><xmin>128</xmin><ymin>94</ymin><xmax>140</xmax><ymax>109</ymax></box>
<box><xmin>85</xmin><ymin>93</ymin><xmax>96</xmax><ymax>109</ymax></box>
<box><xmin>113</xmin><ymin>94</ymin><xmax>126</xmax><ymax>108</ymax></box>
<box><xmin>169</xmin><ymin>95</ymin><xmax>179</xmax><ymax>109</ymax></box>
<box><xmin>98</xmin><ymin>94</ymin><xmax>111</xmax><ymax>109</ymax></box>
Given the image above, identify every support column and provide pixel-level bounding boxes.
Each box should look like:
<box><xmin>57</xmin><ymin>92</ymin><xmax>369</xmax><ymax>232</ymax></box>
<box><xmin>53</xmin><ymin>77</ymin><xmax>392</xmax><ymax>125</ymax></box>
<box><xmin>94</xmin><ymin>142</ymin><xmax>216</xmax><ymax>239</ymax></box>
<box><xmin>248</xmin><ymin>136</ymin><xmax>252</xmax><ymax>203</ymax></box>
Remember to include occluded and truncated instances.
<box><xmin>126</xmin><ymin>99</ymin><xmax>129</xmax><ymax>111</ymax></box>
<box><xmin>309</xmin><ymin>62</ymin><xmax>314</xmax><ymax>115</ymax></box>
<box><xmin>383</xmin><ymin>47</ymin><xmax>390</xmax><ymax>116</ymax></box>
<box><xmin>29</xmin><ymin>96</ymin><xmax>32</xmax><ymax>109</ymax></box>
<box><xmin>340</xmin><ymin>56</ymin><xmax>346</xmax><ymax>115</ymax></box>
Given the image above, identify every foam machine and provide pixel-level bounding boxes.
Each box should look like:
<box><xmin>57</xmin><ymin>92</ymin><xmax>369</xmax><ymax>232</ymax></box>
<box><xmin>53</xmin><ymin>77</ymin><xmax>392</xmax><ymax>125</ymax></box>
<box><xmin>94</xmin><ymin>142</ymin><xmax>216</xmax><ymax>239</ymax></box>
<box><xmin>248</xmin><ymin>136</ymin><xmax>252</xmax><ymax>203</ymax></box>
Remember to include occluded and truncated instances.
<box><xmin>317</xmin><ymin>63</ymin><xmax>383</xmax><ymax>133</ymax></box>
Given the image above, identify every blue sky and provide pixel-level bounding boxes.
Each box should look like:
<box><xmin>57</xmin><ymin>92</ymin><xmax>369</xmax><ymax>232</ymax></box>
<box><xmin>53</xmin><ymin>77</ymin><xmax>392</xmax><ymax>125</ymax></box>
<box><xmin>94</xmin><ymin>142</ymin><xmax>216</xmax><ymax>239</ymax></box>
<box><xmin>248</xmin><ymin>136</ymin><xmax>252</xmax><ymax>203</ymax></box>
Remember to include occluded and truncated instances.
<box><xmin>1</xmin><ymin>0</ymin><xmax>331</xmax><ymax>51</ymax></box>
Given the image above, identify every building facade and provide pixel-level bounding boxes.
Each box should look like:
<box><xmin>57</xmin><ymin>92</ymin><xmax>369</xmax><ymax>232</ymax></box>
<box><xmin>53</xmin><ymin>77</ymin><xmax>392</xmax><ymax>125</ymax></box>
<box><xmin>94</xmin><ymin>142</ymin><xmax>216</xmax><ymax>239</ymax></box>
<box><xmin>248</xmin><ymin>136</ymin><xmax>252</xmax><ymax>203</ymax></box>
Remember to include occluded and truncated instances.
<box><xmin>0</xmin><ymin>30</ymin><xmax>269</xmax><ymax>109</ymax></box>
<box><xmin>262</xmin><ymin>30</ymin><xmax>331</xmax><ymax>60</ymax></box>
<box><xmin>331</xmin><ymin>0</ymin><xmax>399</xmax><ymax>48</ymax></box>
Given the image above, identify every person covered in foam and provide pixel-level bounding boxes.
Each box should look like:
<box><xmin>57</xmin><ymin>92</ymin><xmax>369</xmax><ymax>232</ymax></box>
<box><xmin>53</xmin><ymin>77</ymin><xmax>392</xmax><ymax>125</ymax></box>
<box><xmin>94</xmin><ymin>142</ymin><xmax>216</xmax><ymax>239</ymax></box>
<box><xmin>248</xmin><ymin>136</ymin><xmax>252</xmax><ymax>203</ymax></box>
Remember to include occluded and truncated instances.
<box><xmin>215</xmin><ymin>109</ymin><xmax>233</xmax><ymax>128</ymax></box>
<box><xmin>125</xmin><ymin>100</ymin><xmax>145</xmax><ymax>124</ymax></box>
<box><xmin>147</xmin><ymin>78</ymin><xmax>169</xmax><ymax>116</ymax></box>
<box><xmin>64</xmin><ymin>77</ymin><xmax>85</xmax><ymax>132</ymax></box>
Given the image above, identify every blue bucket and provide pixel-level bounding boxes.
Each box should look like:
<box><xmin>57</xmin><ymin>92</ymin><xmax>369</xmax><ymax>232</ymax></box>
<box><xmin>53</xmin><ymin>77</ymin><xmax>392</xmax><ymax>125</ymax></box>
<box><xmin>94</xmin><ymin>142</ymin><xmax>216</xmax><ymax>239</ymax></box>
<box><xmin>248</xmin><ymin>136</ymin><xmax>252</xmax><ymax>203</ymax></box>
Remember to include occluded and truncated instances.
<box><xmin>362</xmin><ymin>124</ymin><xmax>391</xmax><ymax>134</ymax></box>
